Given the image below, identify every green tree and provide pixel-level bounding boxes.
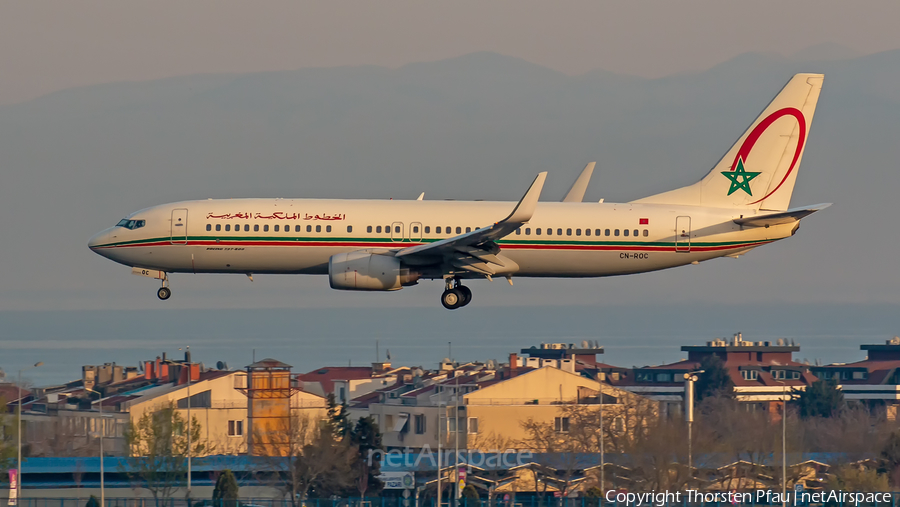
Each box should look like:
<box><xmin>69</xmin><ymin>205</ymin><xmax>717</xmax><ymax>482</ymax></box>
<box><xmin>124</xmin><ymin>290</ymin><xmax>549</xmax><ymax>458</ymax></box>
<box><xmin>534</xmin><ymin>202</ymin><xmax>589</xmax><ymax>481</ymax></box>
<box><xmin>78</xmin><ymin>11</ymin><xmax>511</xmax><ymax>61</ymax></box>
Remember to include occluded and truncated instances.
<box><xmin>122</xmin><ymin>402</ymin><xmax>211</xmax><ymax>505</ymax></box>
<box><xmin>325</xmin><ymin>394</ymin><xmax>351</xmax><ymax>439</ymax></box>
<box><xmin>212</xmin><ymin>469</ymin><xmax>240</xmax><ymax>507</ymax></box>
<box><xmin>462</xmin><ymin>484</ymin><xmax>481</xmax><ymax>507</ymax></box>
<box><xmin>86</xmin><ymin>496</ymin><xmax>100</xmax><ymax>507</ymax></box>
<box><xmin>793</xmin><ymin>379</ymin><xmax>843</xmax><ymax>418</ymax></box>
<box><xmin>695</xmin><ymin>355</ymin><xmax>734</xmax><ymax>401</ymax></box>
<box><xmin>350</xmin><ymin>416</ymin><xmax>384</xmax><ymax>497</ymax></box>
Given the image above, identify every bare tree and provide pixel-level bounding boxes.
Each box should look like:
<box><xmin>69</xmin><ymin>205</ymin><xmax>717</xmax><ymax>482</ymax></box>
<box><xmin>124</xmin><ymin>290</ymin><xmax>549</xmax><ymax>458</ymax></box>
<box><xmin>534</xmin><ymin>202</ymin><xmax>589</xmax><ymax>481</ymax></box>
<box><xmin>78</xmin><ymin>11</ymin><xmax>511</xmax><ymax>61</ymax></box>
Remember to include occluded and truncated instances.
<box><xmin>122</xmin><ymin>402</ymin><xmax>211</xmax><ymax>505</ymax></box>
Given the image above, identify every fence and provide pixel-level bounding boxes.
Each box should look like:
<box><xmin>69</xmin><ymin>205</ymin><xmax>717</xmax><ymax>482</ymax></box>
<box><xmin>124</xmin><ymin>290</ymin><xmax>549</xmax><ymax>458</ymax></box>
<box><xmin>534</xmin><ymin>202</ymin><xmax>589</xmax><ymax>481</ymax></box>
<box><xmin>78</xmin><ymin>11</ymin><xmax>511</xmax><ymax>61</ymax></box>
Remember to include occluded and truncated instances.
<box><xmin>6</xmin><ymin>494</ymin><xmax>900</xmax><ymax>507</ymax></box>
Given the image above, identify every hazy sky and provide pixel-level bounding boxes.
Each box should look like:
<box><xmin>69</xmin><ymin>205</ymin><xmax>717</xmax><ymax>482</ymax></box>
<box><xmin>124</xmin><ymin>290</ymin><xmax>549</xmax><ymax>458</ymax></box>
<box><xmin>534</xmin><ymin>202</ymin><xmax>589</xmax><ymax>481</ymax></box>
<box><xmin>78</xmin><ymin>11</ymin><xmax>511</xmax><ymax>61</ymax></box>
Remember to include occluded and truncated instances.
<box><xmin>2</xmin><ymin>1</ymin><xmax>900</xmax><ymax>105</ymax></box>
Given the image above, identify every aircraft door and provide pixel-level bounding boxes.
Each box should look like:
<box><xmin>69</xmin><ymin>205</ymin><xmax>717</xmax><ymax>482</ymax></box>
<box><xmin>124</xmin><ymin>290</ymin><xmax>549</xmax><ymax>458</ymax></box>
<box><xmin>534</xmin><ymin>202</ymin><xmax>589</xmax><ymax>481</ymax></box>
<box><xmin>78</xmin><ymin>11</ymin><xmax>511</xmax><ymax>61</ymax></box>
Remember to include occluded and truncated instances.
<box><xmin>675</xmin><ymin>216</ymin><xmax>691</xmax><ymax>252</ymax></box>
<box><xmin>171</xmin><ymin>209</ymin><xmax>188</xmax><ymax>245</ymax></box>
<box><xmin>390</xmin><ymin>222</ymin><xmax>404</xmax><ymax>243</ymax></box>
<box><xmin>409</xmin><ymin>222</ymin><xmax>423</xmax><ymax>242</ymax></box>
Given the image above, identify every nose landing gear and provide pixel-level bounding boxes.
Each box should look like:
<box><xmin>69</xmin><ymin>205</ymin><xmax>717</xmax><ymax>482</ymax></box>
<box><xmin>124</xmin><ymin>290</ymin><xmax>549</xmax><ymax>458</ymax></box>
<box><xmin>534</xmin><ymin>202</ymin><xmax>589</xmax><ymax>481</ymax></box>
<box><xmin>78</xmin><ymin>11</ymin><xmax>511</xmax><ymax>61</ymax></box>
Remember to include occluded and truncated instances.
<box><xmin>441</xmin><ymin>278</ymin><xmax>472</xmax><ymax>310</ymax></box>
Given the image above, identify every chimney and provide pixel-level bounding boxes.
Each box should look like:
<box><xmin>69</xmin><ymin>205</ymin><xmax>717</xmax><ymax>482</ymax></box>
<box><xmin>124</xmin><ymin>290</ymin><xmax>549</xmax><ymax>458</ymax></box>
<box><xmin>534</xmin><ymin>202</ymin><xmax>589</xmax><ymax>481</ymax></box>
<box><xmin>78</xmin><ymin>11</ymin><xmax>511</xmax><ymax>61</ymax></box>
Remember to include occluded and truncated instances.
<box><xmin>185</xmin><ymin>349</ymin><xmax>191</xmax><ymax>363</ymax></box>
<box><xmin>155</xmin><ymin>357</ymin><xmax>161</xmax><ymax>380</ymax></box>
<box><xmin>162</xmin><ymin>352</ymin><xmax>167</xmax><ymax>362</ymax></box>
<box><xmin>159</xmin><ymin>361</ymin><xmax>169</xmax><ymax>380</ymax></box>
<box><xmin>190</xmin><ymin>363</ymin><xmax>200</xmax><ymax>382</ymax></box>
<box><xmin>509</xmin><ymin>353</ymin><xmax>518</xmax><ymax>377</ymax></box>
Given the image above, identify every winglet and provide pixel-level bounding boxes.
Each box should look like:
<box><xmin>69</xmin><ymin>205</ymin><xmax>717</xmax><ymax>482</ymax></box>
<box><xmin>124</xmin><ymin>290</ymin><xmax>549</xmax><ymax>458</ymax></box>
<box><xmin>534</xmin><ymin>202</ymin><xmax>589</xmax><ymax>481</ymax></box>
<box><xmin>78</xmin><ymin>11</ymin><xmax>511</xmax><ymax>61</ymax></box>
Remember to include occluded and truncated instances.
<box><xmin>416</xmin><ymin>192</ymin><xmax>425</xmax><ymax>201</ymax></box>
<box><xmin>503</xmin><ymin>172</ymin><xmax>548</xmax><ymax>223</ymax></box>
<box><xmin>562</xmin><ymin>162</ymin><xmax>595</xmax><ymax>202</ymax></box>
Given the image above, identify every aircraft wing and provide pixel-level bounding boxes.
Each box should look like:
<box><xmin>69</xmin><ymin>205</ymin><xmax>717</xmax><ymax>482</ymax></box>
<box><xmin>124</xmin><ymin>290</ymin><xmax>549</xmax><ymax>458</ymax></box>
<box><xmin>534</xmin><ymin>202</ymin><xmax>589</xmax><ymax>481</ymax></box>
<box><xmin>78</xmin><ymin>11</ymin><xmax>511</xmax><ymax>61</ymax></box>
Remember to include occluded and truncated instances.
<box><xmin>395</xmin><ymin>172</ymin><xmax>547</xmax><ymax>274</ymax></box>
<box><xmin>733</xmin><ymin>203</ymin><xmax>831</xmax><ymax>227</ymax></box>
<box><xmin>562</xmin><ymin>162</ymin><xmax>595</xmax><ymax>202</ymax></box>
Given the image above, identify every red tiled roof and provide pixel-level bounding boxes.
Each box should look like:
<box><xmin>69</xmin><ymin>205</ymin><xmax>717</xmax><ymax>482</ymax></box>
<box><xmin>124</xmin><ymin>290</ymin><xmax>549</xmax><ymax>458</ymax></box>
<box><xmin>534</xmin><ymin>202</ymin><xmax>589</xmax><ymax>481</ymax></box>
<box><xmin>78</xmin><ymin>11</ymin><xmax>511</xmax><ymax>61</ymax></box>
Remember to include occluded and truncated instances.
<box><xmin>297</xmin><ymin>366</ymin><xmax>375</xmax><ymax>394</ymax></box>
<box><xmin>0</xmin><ymin>385</ymin><xmax>27</xmax><ymax>405</ymax></box>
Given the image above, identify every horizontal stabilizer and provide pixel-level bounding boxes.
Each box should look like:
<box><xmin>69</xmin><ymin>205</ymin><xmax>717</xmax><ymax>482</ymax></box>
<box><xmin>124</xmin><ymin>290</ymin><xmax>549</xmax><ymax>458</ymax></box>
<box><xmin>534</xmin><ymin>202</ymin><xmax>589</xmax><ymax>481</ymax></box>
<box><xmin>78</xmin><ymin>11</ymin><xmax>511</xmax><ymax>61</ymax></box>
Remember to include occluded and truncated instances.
<box><xmin>733</xmin><ymin>203</ymin><xmax>831</xmax><ymax>227</ymax></box>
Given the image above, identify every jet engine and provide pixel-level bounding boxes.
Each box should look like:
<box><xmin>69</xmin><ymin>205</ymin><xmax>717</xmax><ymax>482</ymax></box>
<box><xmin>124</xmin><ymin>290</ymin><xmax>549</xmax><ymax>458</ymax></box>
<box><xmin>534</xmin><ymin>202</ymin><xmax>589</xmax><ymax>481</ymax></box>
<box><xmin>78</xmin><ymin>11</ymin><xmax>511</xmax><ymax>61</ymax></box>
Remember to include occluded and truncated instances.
<box><xmin>328</xmin><ymin>250</ymin><xmax>420</xmax><ymax>291</ymax></box>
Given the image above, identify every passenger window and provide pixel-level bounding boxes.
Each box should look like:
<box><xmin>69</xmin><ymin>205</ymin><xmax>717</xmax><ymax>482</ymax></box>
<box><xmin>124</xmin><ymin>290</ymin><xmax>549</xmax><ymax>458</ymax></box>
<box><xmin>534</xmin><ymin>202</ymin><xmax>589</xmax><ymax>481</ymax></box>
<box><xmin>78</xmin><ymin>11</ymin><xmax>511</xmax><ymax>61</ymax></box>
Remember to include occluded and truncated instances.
<box><xmin>466</xmin><ymin>227</ymin><xmax>471</xmax><ymax>233</ymax></box>
<box><xmin>225</xmin><ymin>224</ymin><xmax>230</xmax><ymax>232</ymax></box>
<box><xmin>623</xmin><ymin>229</ymin><xmax>629</xmax><ymax>237</ymax></box>
<box><xmin>386</xmin><ymin>225</ymin><xmax>391</xmax><ymax>233</ymax></box>
<box><xmin>274</xmin><ymin>225</ymin><xmax>279</xmax><ymax>232</ymax></box>
<box><xmin>634</xmin><ymin>229</ymin><xmax>639</xmax><ymax>237</ymax></box>
<box><xmin>557</xmin><ymin>228</ymin><xmax>563</xmax><ymax>236</ymax></box>
<box><xmin>206</xmin><ymin>224</ymin><xmax>211</xmax><ymax>231</ymax></box>
<box><xmin>316</xmin><ymin>225</ymin><xmax>321</xmax><ymax>233</ymax></box>
<box><xmin>643</xmin><ymin>229</ymin><xmax>649</xmax><ymax>237</ymax></box>
<box><xmin>264</xmin><ymin>225</ymin><xmax>269</xmax><ymax>232</ymax></box>
<box><xmin>456</xmin><ymin>227</ymin><xmax>462</xmax><ymax>234</ymax></box>
<box><xmin>215</xmin><ymin>224</ymin><xmax>221</xmax><ymax>232</ymax></box>
<box><xmin>367</xmin><ymin>226</ymin><xmax>372</xmax><ymax>233</ymax></box>
<box><xmin>413</xmin><ymin>226</ymin><xmax>419</xmax><ymax>233</ymax></box>
<box><xmin>306</xmin><ymin>225</ymin><xmax>312</xmax><ymax>232</ymax></box>
<box><xmin>525</xmin><ymin>228</ymin><xmax>531</xmax><ymax>235</ymax></box>
<box><xmin>516</xmin><ymin>228</ymin><xmax>521</xmax><ymax>235</ymax></box>
<box><xmin>376</xmin><ymin>226</ymin><xmax>382</xmax><ymax>233</ymax></box>
<box><xmin>596</xmin><ymin>229</ymin><xmax>602</xmax><ymax>236</ymax></box>
<box><xmin>566</xmin><ymin>228</ymin><xmax>572</xmax><ymax>236</ymax></box>
<box><xmin>576</xmin><ymin>229</ymin><xmax>581</xmax><ymax>236</ymax></box>
<box><xmin>536</xmin><ymin>228</ymin><xmax>541</xmax><ymax>235</ymax></box>
<box><xmin>394</xmin><ymin>226</ymin><xmax>400</xmax><ymax>233</ymax></box>
<box><xmin>254</xmin><ymin>224</ymin><xmax>259</xmax><ymax>232</ymax></box>
<box><xmin>585</xmin><ymin>229</ymin><xmax>590</xmax><ymax>236</ymax></box>
<box><xmin>285</xmin><ymin>226</ymin><xmax>290</xmax><ymax>234</ymax></box>
<box><xmin>605</xmin><ymin>229</ymin><xmax>610</xmax><ymax>236</ymax></box>
<box><xmin>326</xmin><ymin>225</ymin><xmax>332</xmax><ymax>233</ymax></box>
<box><xmin>435</xmin><ymin>226</ymin><xmax>441</xmax><ymax>234</ymax></box>
<box><xmin>546</xmin><ymin>228</ymin><xmax>552</xmax><ymax>236</ymax></box>
<box><xmin>244</xmin><ymin>225</ymin><xmax>249</xmax><ymax>232</ymax></box>
<box><xmin>347</xmin><ymin>225</ymin><xmax>352</xmax><ymax>233</ymax></box>
<box><xmin>294</xmin><ymin>225</ymin><xmax>300</xmax><ymax>232</ymax></box>
<box><xmin>614</xmin><ymin>229</ymin><xmax>619</xmax><ymax>236</ymax></box>
<box><xmin>425</xmin><ymin>226</ymin><xmax>430</xmax><ymax>234</ymax></box>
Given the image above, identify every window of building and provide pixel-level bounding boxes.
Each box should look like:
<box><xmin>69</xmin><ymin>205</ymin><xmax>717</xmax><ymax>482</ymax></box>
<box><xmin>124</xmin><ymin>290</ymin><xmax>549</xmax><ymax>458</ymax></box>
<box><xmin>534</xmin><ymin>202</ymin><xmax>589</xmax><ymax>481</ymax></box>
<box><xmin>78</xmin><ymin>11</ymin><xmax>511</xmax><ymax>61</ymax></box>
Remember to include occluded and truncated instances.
<box><xmin>206</xmin><ymin>224</ymin><xmax>211</xmax><ymax>231</ymax></box>
<box><xmin>316</xmin><ymin>225</ymin><xmax>321</xmax><ymax>233</ymax></box>
<box><xmin>215</xmin><ymin>224</ymin><xmax>221</xmax><ymax>231</ymax></box>
<box><xmin>415</xmin><ymin>414</ymin><xmax>426</xmax><ymax>434</ymax></box>
<box><xmin>227</xmin><ymin>420</ymin><xmax>243</xmax><ymax>437</ymax></box>
<box><xmin>741</xmin><ymin>370</ymin><xmax>759</xmax><ymax>381</ymax></box>
<box><xmin>773</xmin><ymin>370</ymin><xmax>786</xmax><ymax>380</ymax></box>
<box><xmin>614</xmin><ymin>416</ymin><xmax>625</xmax><ymax>434</ymax></box>
<box><xmin>367</xmin><ymin>226</ymin><xmax>373</xmax><ymax>233</ymax></box>
<box><xmin>853</xmin><ymin>371</ymin><xmax>867</xmax><ymax>380</ymax></box>
<box><xmin>655</xmin><ymin>373</ymin><xmax>673</xmax><ymax>382</ymax></box>
<box><xmin>468</xmin><ymin>417</ymin><xmax>478</xmax><ymax>434</ymax></box>
<box><xmin>326</xmin><ymin>225</ymin><xmax>332</xmax><ymax>233</ymax></box>
<box><xmin>840</xmin><ymin>371</ymin><xmax>852</xmax><ymax>381</ymax></box>
<box><xmin>425</xmin><ymin>226</ymin><xmax>431</xmax><ymax>234</ymax></box>
<box><xmin>448</xmin><ymin>417</ymin><xmax>457</xmax><ymax>433</ymax></box>
<box><xmin>554</xmin><ymin>417</ymin><xmax>570</xmax><ymax>433</ymax></box>
<box><xmin>792</xmin><ymin>371</ymin><xmax>801</xmax><ymax>380</ymax></box>
<box><xmin>254</xmin><ymin>224</ymin><xmax>259</xmax><ymax>232</ymax></box>
<box><xmin>636</xmin><ymin>371</ymin><xmax>653</xmax><ymax>382</ymax></box>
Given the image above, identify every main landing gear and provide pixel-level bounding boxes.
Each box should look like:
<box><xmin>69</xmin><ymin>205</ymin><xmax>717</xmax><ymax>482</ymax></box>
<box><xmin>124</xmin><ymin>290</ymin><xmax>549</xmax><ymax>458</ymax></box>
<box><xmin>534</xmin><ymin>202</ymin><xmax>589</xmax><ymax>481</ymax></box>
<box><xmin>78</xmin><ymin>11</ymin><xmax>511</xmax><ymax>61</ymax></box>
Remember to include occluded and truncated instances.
<box><xmin>441</xmin><ymin>278</ymin><xmax>472</xmax><ymax>310</ymax></box>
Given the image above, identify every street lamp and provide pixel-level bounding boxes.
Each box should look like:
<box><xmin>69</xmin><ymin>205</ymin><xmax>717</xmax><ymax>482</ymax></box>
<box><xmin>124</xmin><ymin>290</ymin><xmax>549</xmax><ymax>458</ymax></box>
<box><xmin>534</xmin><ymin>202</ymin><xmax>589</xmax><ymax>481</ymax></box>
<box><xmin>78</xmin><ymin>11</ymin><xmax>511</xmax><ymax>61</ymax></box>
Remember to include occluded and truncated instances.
<box><xmin>17</xmin><ymin>361</ymin><xmax>43</xmax><ymax>502</ymax></box>
<box><xmin>437</xmin><ymin>400</ymin><xmax>446</xmax><ymax>507</ymax></box>
<box><xmin>683</xmin><ymin>370</ymin><xmax>704</xmax><ymax>480</ymax></box>
<box><xmin>775</xmin><ymin>380</ymin><xmax>788</xmax><ymax>507</ymax></box>
<box><xmin>84</xmin><ymin>387</ymin><xmax>107</xmax><ymax>507</ymax></box>
<box><xmin>180</xmin><ymin>346</ymin><xmax>192</xmax><ymax>498</ymax></box>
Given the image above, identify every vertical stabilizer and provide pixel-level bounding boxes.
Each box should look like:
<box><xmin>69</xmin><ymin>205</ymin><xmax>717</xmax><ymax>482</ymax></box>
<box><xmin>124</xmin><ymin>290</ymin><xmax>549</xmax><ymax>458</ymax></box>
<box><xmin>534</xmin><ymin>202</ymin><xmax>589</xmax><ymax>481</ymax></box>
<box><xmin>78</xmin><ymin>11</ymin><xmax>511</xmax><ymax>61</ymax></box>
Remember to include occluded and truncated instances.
<box><xmin>633</xmin><ymin>74</ymin><xmax>823</xmax><ymax>211</ymax></box>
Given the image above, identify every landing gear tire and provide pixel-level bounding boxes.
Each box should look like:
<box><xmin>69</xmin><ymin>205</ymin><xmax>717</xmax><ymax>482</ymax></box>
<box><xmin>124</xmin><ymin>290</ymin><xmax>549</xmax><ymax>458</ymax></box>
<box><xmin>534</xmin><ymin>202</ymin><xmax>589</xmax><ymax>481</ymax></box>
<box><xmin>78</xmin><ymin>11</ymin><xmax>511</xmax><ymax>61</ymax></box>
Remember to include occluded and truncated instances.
<box><xmin>441</xmin><ymin>288</ymin><xmax>464</xmax><ymax>310</ymax></box>
<box><xmin>458</xmin><ymin>285</ymin><xmax>473</xmax><ymax>307</ymax></box>
<box><xmin>157</xmin><ymin>287</ymin><xmax>172</xmax><ymax>300</ymax></box>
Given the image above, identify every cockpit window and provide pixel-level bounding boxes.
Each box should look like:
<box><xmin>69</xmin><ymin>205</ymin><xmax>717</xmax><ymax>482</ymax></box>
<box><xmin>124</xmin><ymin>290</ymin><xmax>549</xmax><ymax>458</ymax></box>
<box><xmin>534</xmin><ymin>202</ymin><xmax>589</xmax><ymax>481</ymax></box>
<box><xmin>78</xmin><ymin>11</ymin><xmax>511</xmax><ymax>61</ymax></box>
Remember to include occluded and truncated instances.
<box><xmin>116</xmin><ymin>219</ymin><xmax>146</xmax><ymax>230</ymax></box>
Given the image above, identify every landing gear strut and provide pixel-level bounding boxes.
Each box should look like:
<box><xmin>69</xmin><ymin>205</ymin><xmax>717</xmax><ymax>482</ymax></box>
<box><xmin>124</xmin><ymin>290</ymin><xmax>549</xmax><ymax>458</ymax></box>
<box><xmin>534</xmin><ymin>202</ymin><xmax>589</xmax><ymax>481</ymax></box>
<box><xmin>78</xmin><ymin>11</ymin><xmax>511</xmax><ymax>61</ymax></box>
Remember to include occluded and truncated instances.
<box><xmin>157</xmin><ymin>274</ymin><xmax>171</xmax><ymax>300</ymax></box>
<box><xmin>441</xmin><ymin>278</ymin><xmax>472</xmax><ymax>310</ymax></box>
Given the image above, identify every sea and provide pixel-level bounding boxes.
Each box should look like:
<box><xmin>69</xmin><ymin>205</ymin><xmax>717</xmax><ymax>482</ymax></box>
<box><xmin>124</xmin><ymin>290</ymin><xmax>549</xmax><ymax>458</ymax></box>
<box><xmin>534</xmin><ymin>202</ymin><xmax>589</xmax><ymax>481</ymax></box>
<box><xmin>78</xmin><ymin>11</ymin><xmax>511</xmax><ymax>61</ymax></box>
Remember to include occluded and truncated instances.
<box><xmin>1</xmin><ymin>303</ymin><xmax>898</xmax><ymax>386</ymax></box>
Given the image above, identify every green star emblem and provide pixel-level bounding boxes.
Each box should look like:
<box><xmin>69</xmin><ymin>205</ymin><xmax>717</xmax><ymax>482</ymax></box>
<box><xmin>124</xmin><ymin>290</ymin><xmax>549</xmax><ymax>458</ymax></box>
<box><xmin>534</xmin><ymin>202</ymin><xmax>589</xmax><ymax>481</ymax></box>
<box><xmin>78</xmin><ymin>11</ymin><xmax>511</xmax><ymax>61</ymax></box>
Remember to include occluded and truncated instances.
<box><xmin>721</xmin><ymin>158</ymin><xmax>761</xmax><ymax>196</ymax></box>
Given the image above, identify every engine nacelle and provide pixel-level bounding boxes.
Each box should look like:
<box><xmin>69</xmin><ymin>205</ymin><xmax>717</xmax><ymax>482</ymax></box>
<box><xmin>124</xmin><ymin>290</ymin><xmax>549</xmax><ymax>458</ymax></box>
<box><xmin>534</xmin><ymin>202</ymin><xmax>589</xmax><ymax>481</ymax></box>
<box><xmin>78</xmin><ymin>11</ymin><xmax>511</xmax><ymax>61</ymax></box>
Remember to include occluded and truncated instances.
<box><xmin>328</xmin><ymin>250</ymin><xmax>420</xmax><ymax>291</ymax></box>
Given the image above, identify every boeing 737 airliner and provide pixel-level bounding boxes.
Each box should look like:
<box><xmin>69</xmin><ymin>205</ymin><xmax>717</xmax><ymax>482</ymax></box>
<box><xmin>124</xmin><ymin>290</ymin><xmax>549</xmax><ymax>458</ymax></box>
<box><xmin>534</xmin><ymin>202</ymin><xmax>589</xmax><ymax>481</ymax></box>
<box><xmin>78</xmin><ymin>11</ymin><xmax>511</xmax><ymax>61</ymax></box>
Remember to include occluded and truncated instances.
<box><xmin>89</xmin><ymin>74</ymin><xmax>828</xmax><ymax>309</ymax></box>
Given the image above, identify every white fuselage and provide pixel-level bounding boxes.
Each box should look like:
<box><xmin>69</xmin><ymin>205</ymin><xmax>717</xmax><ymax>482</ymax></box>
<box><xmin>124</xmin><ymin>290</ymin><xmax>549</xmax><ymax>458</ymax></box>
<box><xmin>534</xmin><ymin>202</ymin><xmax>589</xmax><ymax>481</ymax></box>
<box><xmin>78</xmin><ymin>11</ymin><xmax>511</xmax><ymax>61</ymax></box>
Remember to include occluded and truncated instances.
<box><xmin>88</xmin><ymin>198</ymin><xmax>793</xmax><ymax>278</ymax></box>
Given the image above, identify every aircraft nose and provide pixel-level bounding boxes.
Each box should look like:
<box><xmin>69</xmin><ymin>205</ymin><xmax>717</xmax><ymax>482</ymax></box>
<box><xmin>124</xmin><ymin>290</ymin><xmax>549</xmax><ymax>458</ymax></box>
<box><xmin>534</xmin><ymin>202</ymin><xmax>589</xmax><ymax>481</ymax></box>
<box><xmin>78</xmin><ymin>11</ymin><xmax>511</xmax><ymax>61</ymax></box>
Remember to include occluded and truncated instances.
<box><xmin>88</xmin><ymin>230</ymin><xmax>111</xmax><ymax>252</ymax></box>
